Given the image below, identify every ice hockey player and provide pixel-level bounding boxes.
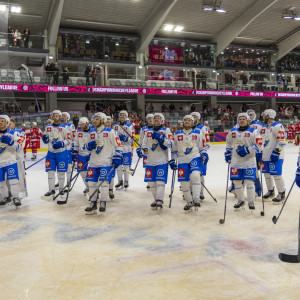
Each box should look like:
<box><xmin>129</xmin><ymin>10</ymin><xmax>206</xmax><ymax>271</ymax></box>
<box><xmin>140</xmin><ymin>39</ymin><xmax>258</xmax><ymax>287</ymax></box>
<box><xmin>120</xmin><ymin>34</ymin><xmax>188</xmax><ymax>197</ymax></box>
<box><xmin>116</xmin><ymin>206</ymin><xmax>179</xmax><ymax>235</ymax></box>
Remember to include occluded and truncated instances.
<box><xmin>0</xmin><ymin>115</ymin><xmax>23</xmax><ymax>206</ymax></box>
<box><xmin>73</xmin><ymin>117</ymin><xmax>92</xmax><ymax>196</ymax></box>
<box><xmin>295</xmin><ymin>120</ymin><xmax>300</xmax><ymax>146</ymax></box>
<box><xmin>114</xmin><ymin>110</ymin><xmax>134</xmax><ymax>189</ymax></box>
<box><xmin>25</xmin><ymin>122</ymin><xmax>43</xmax><ymax>160</ymax></box>
<box><xmin>105</xmin><ymin>115</ymin><xmax>115</xmax><ymax>199</ymax></box>
<box><xmin>261</xmin><ymin>109</ymin><xmax>286</xmax><ymax>203</ymax></box>
<box><xmin>84</xmin><ymin>113</ymin><xmax>122</xmax><ymax>213</ymax></box>
<box><xmin>288</xmin><ymin>121</ymin><xmax>295</xmax><ymax>143</ymax></box>
<box><xmin>170</xmin><ymin>115</ymin><xmax>208</xmax><ymax>211</ymax></box>
<box><xmin>42</xmin><ymin>110</ymin><xmax>72</xmax><ymax>198</ymax></box>
<box><xmin>142</xmin><ymin>113</ymin><xmax>173</xmax><ymax>208</ymax></box>
<box><xmin>136</xmin><ymin>113</ymin><xmax>154</xmax><ymax>190</ymax></box>
<box><xmin>225</xmin><ymin>113</ymin><xmax>263</xmax><ymax>210</ymax></box>
<box><xmin>190</xmin><ymin>112</ymin><xmax>210</xmax><ymax>200</ymax></box>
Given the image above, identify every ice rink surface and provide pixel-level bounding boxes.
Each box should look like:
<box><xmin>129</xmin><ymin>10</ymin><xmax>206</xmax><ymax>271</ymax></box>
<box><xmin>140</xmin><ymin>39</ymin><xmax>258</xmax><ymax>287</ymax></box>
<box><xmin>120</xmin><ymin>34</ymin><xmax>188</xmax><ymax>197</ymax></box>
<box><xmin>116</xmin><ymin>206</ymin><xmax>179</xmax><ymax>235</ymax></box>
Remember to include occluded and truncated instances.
<box><xmin>1</xmin><ymin>144</ymin><xmax>300</xmax><ymax>300</ymax></box>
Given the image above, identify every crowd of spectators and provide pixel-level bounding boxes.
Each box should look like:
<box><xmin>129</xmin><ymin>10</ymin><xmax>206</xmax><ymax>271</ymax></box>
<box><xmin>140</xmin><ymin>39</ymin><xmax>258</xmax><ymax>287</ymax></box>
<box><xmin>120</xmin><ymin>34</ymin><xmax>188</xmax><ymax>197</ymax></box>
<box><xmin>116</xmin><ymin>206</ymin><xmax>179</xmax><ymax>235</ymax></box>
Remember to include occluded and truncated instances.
<box><xmin>7</xmin><ymin>25</ymin><xmax>30</xmax><ymax>48</ymax></box>
<box><xmin>278</xmin><ymin>104</ymin><xmax>299</xmax><ymax>120</ymax></box>
<box><xmin>277</xmin><ymin>54</ymin><xmax>300</xmax><ymax>72</ymax></box>
<box><xmin>185</xmin><ymin>46</ymin><xmax>214</xmax><ymax>66</ymax></box>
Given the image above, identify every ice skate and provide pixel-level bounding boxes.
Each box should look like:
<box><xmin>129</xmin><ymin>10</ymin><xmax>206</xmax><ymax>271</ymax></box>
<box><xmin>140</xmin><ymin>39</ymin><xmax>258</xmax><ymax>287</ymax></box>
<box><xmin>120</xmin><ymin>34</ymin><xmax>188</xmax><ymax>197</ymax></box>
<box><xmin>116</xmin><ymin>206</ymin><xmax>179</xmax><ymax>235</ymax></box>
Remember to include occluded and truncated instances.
<box><xmin>109</xmin><ymin>189</ymin><xmax>114</xmax><ymax>199</ymax></box>
<box><xmin>272</xmin><ymin>192</ymin><xmax>285</xmax><ymax>204</ymax></box>
<box><xmin>146</xmin><ymin>184</ymin><xmax>150</xmax><ymax>191</ymax></box>
<box><xmin>193</xmin><ymin>199</ymin><xmax>201</xmax><ymax>211</ymax></box>
<box><xmin>13</xmin><ymin>197</ymin><xmax>21</xmax><ymax>207</ymax></box>
<box><xmin>0</xmin><ymin>197</ymin><xmax>11</xmax><ymax>206</ymax></box>
<box><xmin>200</xmin><ymin>193</ymin><xmax>205</xmax><ymax>201</ymax></box>
<box><xmin>234</xmin><ymin>200</ymin><xmax>245</xmax><ymax>210</ymax></box>
<box><xmin>124</xmin><ymin>181</ymin><xmax>129</xmax><ymax>189</ymax></box>
<box><xmin>85</xmin><ymin>201</ymin><xmax>97</xmax><ymax>214</ymax></box>
<box><xmin>41</xmin><ymin>190</ymin><xmax>55</xmax><ymax>200</ymax></box>
<box><xmin>31</xmin><ymin>155</ymin><xmax>37</xmax><ymax>160</ymax></box>
<box><xmin>156</xmin><ymin>200</ymin><xmax>163</xmax><ymax>208</ymax></box>
<box><xmin>184</xmin><ymin>201</ymin><xmax>194</xmax><ymax>212</ymax></box>
<box><xmin>115</xmin><ymin>180</ymin><xmax>123</xmax><ymax>189</ymax></box>
<box><xmin>263</xmin><ymin>188</ymin><xmax>275</xmax><ymax>199</ymax></box>
<box><xmin>55</xmin><ymin>183</ymin><xmax>59</xmax><ymax>188</ymax></box>
<box><xmin>99</xmin><ymin>201</ymin><xmax>106</xmax><ymax>212</ymax></box>
<box><xmin>83</xmin><ymin>187</ymin><xmax>89</xmax><ymax>195</ymax></box>
<box><xmin>248</xmin><ymin>202</ymin><xmax>255</xmax><ymax>211</ymax></box>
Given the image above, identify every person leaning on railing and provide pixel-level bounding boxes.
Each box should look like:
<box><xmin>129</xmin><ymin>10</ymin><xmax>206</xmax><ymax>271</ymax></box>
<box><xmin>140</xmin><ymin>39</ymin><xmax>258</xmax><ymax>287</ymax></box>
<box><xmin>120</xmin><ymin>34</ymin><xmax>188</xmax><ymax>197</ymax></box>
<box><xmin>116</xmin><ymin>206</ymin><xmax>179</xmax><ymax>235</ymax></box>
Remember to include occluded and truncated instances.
<box><xmin>23</xmin><ymin>27</ymin><xmax>30</xmax><ymax>48</ymax></box>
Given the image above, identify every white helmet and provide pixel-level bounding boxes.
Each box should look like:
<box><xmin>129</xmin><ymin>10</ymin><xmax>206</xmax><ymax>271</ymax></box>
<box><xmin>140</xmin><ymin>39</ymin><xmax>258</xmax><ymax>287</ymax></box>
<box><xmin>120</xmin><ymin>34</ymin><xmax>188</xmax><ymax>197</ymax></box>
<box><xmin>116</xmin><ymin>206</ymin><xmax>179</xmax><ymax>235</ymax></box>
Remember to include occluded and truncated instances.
<box><xmin>238</xmin><ymin>112</ymin><xmax>250</xmax><ymax>121</ymax></box>
<box><xmin>0</xmin><ymin>115</ymin><xmax>10</xmax><ymax>125</ymax></box>
<box><xmin>32</xmin><ymin>122</ymin><xmax>37</xmax><ymax>127</ymax></box>
<box><xmin>290</xmin><ymin>121</ymin><xmax>294</xmax><ymax>124</ymax></box>
<box><xmin>154</xmin><ymin>112</ymin><xmax>165</xmax><ymax>124</ymax></box>
<box><xmin>106</xmin><ymin>116</ymin><xmax>112</xmax><ymax>121</ymax></box>
<box><xmin>263</xmin><ymin>109</ymin><xmax>276</xmax><ymax>119</ymax></box>
<box><xmin>190</xmin><ymin>112</ymin><xmax>201</xmax><ymax>121</ymax></box>
<box><xmin>62</xmin><ymin>112</ymin><xmax>70</xmax><ymax>121</ymax></box>
<box><xmin>146</xmin><ymin>113</ymin><xmax>154</xmax><ymax>120</ymax></box>
<box><xmin>21</xmin><ymin>123</ymin><xmax>26</xmax><ymax>127</ymax></box>
<box><xmin>247</xmin><ymin>109</ymin><xmax>256</xmax><ymax>121</ymax></box>
<box><xmin>79</xmin><ymin>117</ymin><xmax>89</xmax><ymax>126</ymax></box>
<box><xmin>119</xmin><ymin>110</ymin><xmax>128</xmax><ymax>118</ymax></box>
<box><xmin>183</xmin><ymin>115</ymin><xmax>194</xmax><ymax>123</ymax></box>
<box><xmin>93</xmin><ymin>112</ymin><xmax>107</xmax><ymax>123</ymax></box>
<box><xmin>52</xmin><ymin>110</ymin><xmax>62</xmax><ymax>117</ymax></box>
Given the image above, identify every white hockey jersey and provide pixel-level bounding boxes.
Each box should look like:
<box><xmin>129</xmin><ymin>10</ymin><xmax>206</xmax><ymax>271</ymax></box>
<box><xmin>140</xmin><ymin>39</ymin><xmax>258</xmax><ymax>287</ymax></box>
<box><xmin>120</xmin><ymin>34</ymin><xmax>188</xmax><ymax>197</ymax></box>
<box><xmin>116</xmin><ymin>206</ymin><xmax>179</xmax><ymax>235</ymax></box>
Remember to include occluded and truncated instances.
<box><xmin>0</xmin><ymin>128</ymin><xmax>22</xmax><ymax>168</ymax></box>
<box><xmin>196</xmin><ymin>124</ymin><xmax>210</xmax><ymax>150</ymax></box>
<box><xmin>261</xmin><ymin>121</ymin><xmax>286</xmax><ymax>161</ymax></box>
<box><xmin>114</xmin><ymin>122</ymin><xmax>134</xmax><ymax>153</ymax></box>
<box><xmin>13</xmin><ymin>129</ymin><xmax>26</xmax><ymax>161</ymax></box>
<box><xmin>44</xmin><ymin>123</ymin><xmax>71</xmax><ymax>153</ymax></box>
<box><xmin>249</xmin><ymin>120</ymin><xmax>264</xmax><ymax>133</ymax></box>
<box><xmin>226</xmin><ymin>127</ymin><xmax>262</xmax><ymax>169</ymax></box>
<box><xmin>87</xmin><ymin>127</ymin><xmax>123</xmax><ymax>168</ymax></box>
<box><xmin>74</xmin><ymin>128</ymin><xmax>93</xmax><ymax>157</ymax></box>
<box><xmin>142</xmin><ymin>127</ymin><xmax>173</xmax><ymax>166</ymax></box>
<box><xmin>139</xmin><ymin>125</ymin><xmax>153</xmax><ymax>148</ymax></box>
<box><xmin>64</xmin><ymin>122</ymin><xmax>76</xmax><ymax>150</ymax></box>
<box><xmin>171</xmin><ymin>128</ymin><xmax>206</xmax><ymax>164</ymax></box>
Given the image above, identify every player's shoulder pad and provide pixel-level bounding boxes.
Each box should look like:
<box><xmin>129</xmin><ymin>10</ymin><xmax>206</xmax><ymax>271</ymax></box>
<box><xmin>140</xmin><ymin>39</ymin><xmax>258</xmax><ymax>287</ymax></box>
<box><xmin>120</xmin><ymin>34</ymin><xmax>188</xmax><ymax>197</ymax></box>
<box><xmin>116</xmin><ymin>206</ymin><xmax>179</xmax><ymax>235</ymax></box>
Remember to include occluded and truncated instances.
<box><xmin>7</xmin><ymin>128</ymin><xmax>14</xmax><ymax>134</ymax></box>
<box><xmin>88</xmin><ymin>128</ymin><xmax>96</xmax><ymax>133</ymax></box>
<box><xmin>60</xmin><ymin>124</ymin><xmax>66</xmax><ymax>128</ymax></box>
<box><xmin>229</xmin><ymin>127</ymin><xmax>238</xmax><ymax>133</ymax></box>
<box><xmin>192</xmin><ymin>128</ymin><xmax>201</xmax><ymax>134</ymax></box>
<box><xmin>247</xmin><ymin>127</ymin><xmax>255</xmax><ymax>133</ymax></box>
<box><xmin>142</xmin><ymin>126</ymin><xmax>147</xmax><ymax>130</ymax></box>
<box><xmin>197</xmin><ymin>124</ymin><xmax>204</xmax><ymax>130</ymax></box>
<box><xmin>77</xmin><ymin>129</ymin><xmax>82</xmax><ymax>133</ymax></box>
<box><xmin>105</xmin><ymin>127</ymin><xmax>112</xmax><ymax>132</ymax></box>
<box><xmin>125</xmin><ymin>122</ymin><xmax>133</xmax><ymax>127</ymax></box>
<box><xmin>45</xmin><ymin>124</ymin><xmax>52</xmax><ymax>129</ymax></box>
<box><xmin>174</xmin><ymin>130</ymin><xmax>183</xmax><ymax>135</ymax></box>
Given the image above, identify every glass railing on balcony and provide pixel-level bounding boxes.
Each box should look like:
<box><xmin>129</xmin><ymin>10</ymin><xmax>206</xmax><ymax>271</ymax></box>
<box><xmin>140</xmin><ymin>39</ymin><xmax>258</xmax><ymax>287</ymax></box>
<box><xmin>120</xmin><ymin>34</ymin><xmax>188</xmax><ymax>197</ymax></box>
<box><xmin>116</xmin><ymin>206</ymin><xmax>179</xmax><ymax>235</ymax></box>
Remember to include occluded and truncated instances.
<box><xmin>0</xmin><ymin>32</ymin><xmax>45</xmax><ymax>49</ymax></box>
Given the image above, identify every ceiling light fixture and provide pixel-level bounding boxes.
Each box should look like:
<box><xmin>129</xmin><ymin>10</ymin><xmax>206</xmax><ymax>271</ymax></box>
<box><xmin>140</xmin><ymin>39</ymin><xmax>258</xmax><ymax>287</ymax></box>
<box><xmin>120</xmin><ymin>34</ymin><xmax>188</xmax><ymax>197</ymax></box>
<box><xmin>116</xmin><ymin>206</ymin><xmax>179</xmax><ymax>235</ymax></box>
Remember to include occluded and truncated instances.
<box><xmin>164</xmin><ymin>24</ymin><xmax>174</xmax><ymax>31</ymax></box>
<box><xmin>174</xmin><ymin>25</ymin><xmax>184</xmax><ymax>32</ymax></box>
<box><xmin>282</xmin><ymin>9</ymin><xmax>293</xmax><ymax>19</ymax></box>
<box><xmin>10</xmin><ymin>5</ymin><xmax>21</xmax><ymax>13</ymax></box>
<box><xmin>0</xmin><ymin>4</ymin><xmax>7</xmax><ymax>12</ymax></box>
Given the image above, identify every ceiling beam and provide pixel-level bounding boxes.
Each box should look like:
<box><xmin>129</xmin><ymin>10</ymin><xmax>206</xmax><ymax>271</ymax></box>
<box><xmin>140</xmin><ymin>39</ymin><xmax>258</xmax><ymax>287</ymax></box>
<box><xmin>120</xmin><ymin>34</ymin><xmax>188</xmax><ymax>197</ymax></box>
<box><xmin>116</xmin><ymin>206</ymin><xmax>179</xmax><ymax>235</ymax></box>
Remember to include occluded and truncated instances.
<box><xmin>277</xmin><ymin>29</ymin><xmax>300</xmax><ymax>60</ymax></box>
<box><xmin>47</xmin><ymin>0</ymin><xmax>64</xmax><ymax>46</ymax></box>
<box><xmin>137</xmin><ymin>0</ymin><xmax>178</xmax><ymax>53</ymax></box>
<box><xmin>212</xmin><ymin>0</ymin><xmax>278</xmax><ymax>55</ymax></box>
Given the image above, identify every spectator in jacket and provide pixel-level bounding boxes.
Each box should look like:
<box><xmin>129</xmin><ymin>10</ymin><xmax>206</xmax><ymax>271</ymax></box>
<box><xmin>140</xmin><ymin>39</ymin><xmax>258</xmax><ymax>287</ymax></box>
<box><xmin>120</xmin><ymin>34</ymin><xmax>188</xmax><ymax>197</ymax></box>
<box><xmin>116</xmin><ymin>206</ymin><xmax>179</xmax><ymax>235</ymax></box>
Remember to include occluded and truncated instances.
<box><xmin>23</xmin><ymin>27</ymin><xmax>30</xmax><ymax>48</ymax></box>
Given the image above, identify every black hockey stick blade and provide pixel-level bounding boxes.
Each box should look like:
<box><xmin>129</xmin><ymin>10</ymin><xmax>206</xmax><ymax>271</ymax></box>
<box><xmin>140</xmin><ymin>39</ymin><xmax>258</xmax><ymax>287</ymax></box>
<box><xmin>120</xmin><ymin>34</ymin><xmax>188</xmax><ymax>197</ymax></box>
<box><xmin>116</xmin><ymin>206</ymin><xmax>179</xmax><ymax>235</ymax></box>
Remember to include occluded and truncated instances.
<box><xmin>272</xmin><ymin>216</ymin><xmax>277</xmax><ymax>224</ymax></box>
<box><xmin>57</xmin><ymin>199</ymin><xmax>67</xmax><ymax>205</ymax></box>
<box><xmin>219</xmin><ymin>219</ymin><xmax>225</xmax><ymax>224</ymax></box>
<box><xmin>261</xmin><ymin>211</ymin><xmax>265</xmax><ymax>216</ymax></box>
<box><xmin>279</xmin><ymin>253</ymin><xmax>300</xmax><ymax>263</ymax></box>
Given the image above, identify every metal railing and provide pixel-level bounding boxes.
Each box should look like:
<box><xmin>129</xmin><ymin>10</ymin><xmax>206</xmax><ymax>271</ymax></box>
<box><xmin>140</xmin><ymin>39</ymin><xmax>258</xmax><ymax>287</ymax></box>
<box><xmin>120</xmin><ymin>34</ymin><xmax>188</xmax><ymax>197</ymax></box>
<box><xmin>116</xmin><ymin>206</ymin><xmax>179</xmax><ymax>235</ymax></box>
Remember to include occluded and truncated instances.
<box><xmin>0</xmin><ymin>32</ymin><xmax>44</xmax><ymax>49</ymax></box>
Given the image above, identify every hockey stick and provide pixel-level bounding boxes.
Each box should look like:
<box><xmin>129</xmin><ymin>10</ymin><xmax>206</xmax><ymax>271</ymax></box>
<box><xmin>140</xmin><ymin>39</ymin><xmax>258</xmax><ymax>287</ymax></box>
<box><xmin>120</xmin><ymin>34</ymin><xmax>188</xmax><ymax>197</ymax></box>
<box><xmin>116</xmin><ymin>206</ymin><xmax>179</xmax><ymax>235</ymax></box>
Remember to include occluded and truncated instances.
<box><xmin>272</xmin><ymin>180</ymin><xmax>296</xmax><ymax>224</ymax></box>
<box><xmin>131</xmin><ymin>157</ymin><xmax>140</xmax><ymax>176</ymax></box>
<box><xmin>259</xmin><ymin>164</ymin><xmax>265</xmax><ymax>216</ymax></box>
<box><xmin>201</xmin><ymin>180</ymin><xmax>217</xmax><ymax>202</ymax></box>
<box><xmin>57</xmin><ymin>162</ymin><xmax>76</xmax><ymax>205</ymax></box>
<box><xmin>88</xmin><ymin>167</ymin><xmax>115</xmax><ymax>201</ymax></box>
<box><xmin>279</xmin><ymin>209</ymin><xmax>300</xmax><ymax>263</ymax></box>
<box><xmin>169</xmin><ymin>169</ymin><xmax>176</xmax><ymax>208</ymax></box>
<box><xmin>119</xmin><ymin>124</ymin><xmax>142</xmax><ymax>148</ymax></box>
<box><xmin>219</xmin><ymin>163</ymin><xmax>231</xmax><ymax>224</ymax></box>
<box><xmin>25</xmin><ymin>155</ymin><xmax>46</xmax><ymax>170</ymax></box>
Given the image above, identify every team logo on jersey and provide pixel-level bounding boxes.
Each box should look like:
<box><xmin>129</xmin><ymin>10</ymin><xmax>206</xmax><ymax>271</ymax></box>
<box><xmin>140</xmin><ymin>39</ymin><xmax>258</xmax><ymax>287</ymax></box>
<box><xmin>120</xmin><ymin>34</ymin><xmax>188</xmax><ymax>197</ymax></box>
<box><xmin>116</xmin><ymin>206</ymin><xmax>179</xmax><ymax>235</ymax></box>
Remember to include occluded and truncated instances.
<box><xmin>90</xmin><ymin>133</ymin><xmax>95</xmax><ymax>139</ymax></box>
<box><xmin>263</xmin><ymin>140</ymin><xmax>269</xmax><ymax>148</ymax></box>
<box><xmin>115</xmin><ymin>126</ymin><xmax>118</xmax><ymax>131</ymax></box>
<box><xmin>103</xmin><ymin>133</ymin><xmax>108</xmax><ymax>138</ymax></box>
<box><xmin>115</xmin><ymin>136</ymin><xmax>122</xmax><ymax>147</ymax></box>
<box><xmin>78</xmin><ymin>161</ymin><xmax>83</xmax><ymax>169</ymax></box>
<box><xmin>46</xmin><ymin>160</ymin><xmax>51</xmax><ymax>168</ymax></box>
<box><xmin>269</xmin><ymin>163</ymin><xmax>275</xmax><ymax>171</ymax></box>
<box><xmin>231</xmin><ymin>168</ymin><xmax>238</xmax><ymax>175</ymax></box>
<box><xmin>78</xmin><ymin>133</ymin><xmax>83</xmax><ymax>138</ymax></box>
<box><xmin>96</xmin><ymin>144</ymin><xmax>104</xmax><ymax>155</ymax></box>
<box><xmin>147</xmin><ymin>132</ymin><xmax>152</xmax><ymax>138</ymax></box>
<box><xmin>47</xmin><ymin>127</ymin><xmax>51</xmax><ymax>132</ymax></box>
<box><xmin>8</xmin><ymin>168</ymin><xmax>15</xmax><ymax>176</ymax></box>
<box><xmin>157</xmin><ymin>169</ymin><xmax>164</xmax><ymax>177</ymax></box>
<box><xmin>87</xmin><ymin>169</ymin><xmax>94</xmax><ymax>178</ymax></box>
<box><xmin>151</xmin><ymin>143</ymin><xmax>158</xmax><ymax>152</ymax></box>
<box><xmin>178</xmin><ymin>168</ymin><xmax>185</xmax><ymax>178</ymax></box>
<box><xmin>256</xmin><ymin>138</ymin><xmax>263</xmax><ymax>147</ymax></box>
<box><xmin>123</xmin><ymin>156</ymin><xmax>129</xmax><ymax>163</ymax></box>
<box><xmin>146</xmin><ymin>169</ymin><xmax>152</xmax><ymax>178</ymax></box>
<box><xmin>246</xmin><ymin>169</ymin><xmax>253</xmax><ymax>175</ymax></box>
<box><xmin>184</xmin><ymin>147</ymin><xmax>193</xmax><ymax>155</ymax></box>
<box><xmin>100</xmin><ymin>169</ymin><xmax>107</xmax><ymax>176</ymax></box>
<box><xmin>58</xmin><ymin>162</ymin><xmax>65</xmax><ymax>169</ymax></box>
<box><xmin>190</xmin><ymin>160</ymin><xmax>197</xmax><ymax>167</ymax></box>
<box><xmin>232</xmin><ymin>132</ymin><xmax>236</xmax><ymax>138</ymax></box>
<box><xmin>178</xmin><ymin>135</ymin><xmax>183</xmax><ymax>141</ymax></box>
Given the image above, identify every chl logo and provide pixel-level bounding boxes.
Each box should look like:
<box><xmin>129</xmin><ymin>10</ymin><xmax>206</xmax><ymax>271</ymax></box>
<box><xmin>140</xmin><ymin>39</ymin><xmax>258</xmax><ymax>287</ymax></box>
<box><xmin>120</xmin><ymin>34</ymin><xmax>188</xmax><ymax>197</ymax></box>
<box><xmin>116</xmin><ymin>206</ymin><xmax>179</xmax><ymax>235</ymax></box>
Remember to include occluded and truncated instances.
<box><xmin>8</xmin><ymin>168</ymin><xmax>15</xmax><ymax>176</ymax></box>
<box><xmin>58</xmin><ymin>162</ymin><xmax>65</xmax><ymax>169</ymax></box>
<box><xmin>246</xmin><ymin>169</ymin><xmax>253</xmax><ymax>175</ymax></box>
<box><xmin>157</xmin><ymin>169</ymin><xmax>164</xmax><ymax>177</ymax></box>
<box><xmin>100</xmin><ymin>169</ymin><xmax>107</xmax><ymax>176</ymax></box>
<box><xmin>178</xmin><ymin>168</ymin><xmax>185</xmax><ymax>177</ymax></box>
<box><xmin>146</xmin><ymin>169</ymin><xmax>152</xmax><ymax>178</ymax></box>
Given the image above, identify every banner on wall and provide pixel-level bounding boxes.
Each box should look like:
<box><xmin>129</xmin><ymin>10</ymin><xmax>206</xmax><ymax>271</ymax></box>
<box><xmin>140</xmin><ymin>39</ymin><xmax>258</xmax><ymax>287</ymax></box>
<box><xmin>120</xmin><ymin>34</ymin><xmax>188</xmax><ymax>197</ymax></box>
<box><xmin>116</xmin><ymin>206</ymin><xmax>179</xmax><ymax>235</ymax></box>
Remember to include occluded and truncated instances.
<box><xmin>1</xmin><ymin>84</ymin><xmax>300</xmax><ymax>98</ymax></box>
<box><xmin>214</xmin><ymin>132</ymin><xmax>228</xmax><ymax>142</ymax></box>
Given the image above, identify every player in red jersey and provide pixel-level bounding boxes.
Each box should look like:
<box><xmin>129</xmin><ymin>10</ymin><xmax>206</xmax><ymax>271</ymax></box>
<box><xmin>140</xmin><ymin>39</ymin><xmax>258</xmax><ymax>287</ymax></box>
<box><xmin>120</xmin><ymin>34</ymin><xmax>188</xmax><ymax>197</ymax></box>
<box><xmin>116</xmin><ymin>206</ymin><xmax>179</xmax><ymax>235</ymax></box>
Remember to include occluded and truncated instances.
<box><xmin>25</xmin><ymin>122</ymin><xmax>43</xmax><ymax>160</ymax></box>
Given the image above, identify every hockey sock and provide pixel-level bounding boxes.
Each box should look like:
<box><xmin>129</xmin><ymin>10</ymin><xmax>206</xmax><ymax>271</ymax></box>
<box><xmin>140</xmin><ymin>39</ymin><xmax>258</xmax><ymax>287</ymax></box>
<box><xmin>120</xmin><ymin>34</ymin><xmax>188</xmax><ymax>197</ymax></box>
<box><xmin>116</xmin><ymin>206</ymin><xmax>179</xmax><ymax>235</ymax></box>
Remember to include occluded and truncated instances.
<box><xmin>109</xmin><ymin>178</ymin><xmax>114</xmax><ymax>190</ymax></box>
<box><xmin>156</xmin><ymin>181</ymin><xmax>165</xmax><ymax>201</ymax></box>
<box><xmin>88</xmin><ymin>181</ymin><xmax>98</xmax><ymax>201</ymax></box>
<box><xmin>148</xmin><ymin>182</ymin><xmax>157</xmax><ymax>199</ymax></box>
<box><xmin>234</xmin><ymin>180</ymin><xmax>245</xmax><ymax>202</ymax></box>
<box><xmin>66</xmin><ymin>163</ymin><xmax>72</xmax><ymax>184</ymax></box>
<box><xmin>190</xmin><ymin>171</ymin><xmax>201</xmax><ymax>201</ymax></box>
<box><xmin>245</xmin><ymin>180</ymin><xmax>255</xmax><ymax>203</ymax></box>
<box><xmin>264</xmin><ymin>173</ymin><xmax>274</xmax><ymax>191</ymax></box>
<box><xmin>273</xmin><ymin>175</ymin><xmax>285</xmax><ymax>193</ymax></box>
<box><xmin>181</xmin><ymin>181</ymin><xmax>192</xmax><ymax>203</ymax></box>
<box><xmin>99</xmin><ymin>182</ymin><xmax>109</xmax><ymax>202</ymax></box>
<box><xmin>32</xmin><ymin>148</ymin><xmax>37</xmax><ymax>154</ymax></box>
<box><xmin>0</xmin><ymin>181</ymin><xmax>7</xmax><ymax>200</ymax></box>
<box><xmin>8</xmin><ymin>179</ymin><xmax>19</xmax><ymax>198</ymax></box>
<box><xmin>80</xmin><ymin>171</ymin><xmax>88</xmax><ymax>187</ymax></box>
<box><xmin>117</xmin><ymin>166</ymin><xmax>123</xmax><ymax>182</ymax></box>
<box><xmin>124</xmin><ymin>165</ymin><xmax>130</xmax><ymax>182</ymax></box>
<box><xmin>48</xmin><ymin>171</ymin><xmax>56</xmax><ymax>191</ymax></box>
<box><xmin>200</xmin><ymin>175</ymin><xmax>204</xmax><ymax>194</ymax></box>
<box><xmin>57</xmin><ymin>172</ymin><xmax>66</xmax><ymax>191</ymax></box>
